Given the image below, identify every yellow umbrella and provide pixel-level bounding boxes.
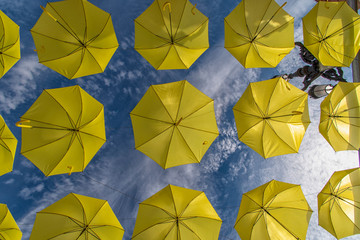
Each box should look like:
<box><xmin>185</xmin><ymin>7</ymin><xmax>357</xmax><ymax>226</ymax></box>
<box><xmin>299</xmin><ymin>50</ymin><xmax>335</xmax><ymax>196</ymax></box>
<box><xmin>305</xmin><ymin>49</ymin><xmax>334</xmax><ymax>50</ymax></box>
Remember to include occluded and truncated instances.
<box><xmin>0</xmin><ymin>10</ymin><xmax>20</xmax><ymax>78</ymax></box>
<box><xmin>303</xmin><ymin>1</ymin><xmax>360</xmax><ymax>67</ymax></box>
<box><xmin>30</xmin><ymin>193</ymin><xmax>124</xmax><ymax>240</ymax></box>
<box><xmin>134</xmin><ymin>0</ymin><xmax>209</xmax><ymax>70</ymax></box>
<box><xmin>319</xmin><ymin>82</ymin><xmax>360</xmax><ymax>151</ymax></box>
<box><xmin>132</xmin><ymin>184</ymin><xmax>222</xmax><ymax>239</ymax></box>
<box><xmin>0</xmin><ymin>115</ymin><xmax>17</xmax><ymax>176</ymax></box>
<box><xmin>0</xmin><ymin>204</ymin><xmax>22</xmax><ymax>240</ymax></box>
<box><xmin>235</xmin><ymin>180</ymin><xmax>313</xmax><ymax>240</ymax></box>
<box><xmin>31</xmin><ymin>0</ymin><xmax>118</xmax><ymax>79</ymax></box>
<box><xmin>224</xmin><ymin>0</ymin><xmax>294</xmax><ymax>68</ymax></box>
<box><xmin>130</xmin><ymin>80</ymin><xmax>219</xmax><ymax>169</ymax></box>
<box><xmin>233</xmin><ymin>77</ymin><xmax>310</xmax><ymax>158</ymax></box>
<box><xmin>17</xmin><ymin>85</ymin><xmax>106</xmax><ymax>176</ymax></box>
<box><xmin>318</xmin><ymin>168</ymin><xmax>360</xmax><ymax>239</ymax></box>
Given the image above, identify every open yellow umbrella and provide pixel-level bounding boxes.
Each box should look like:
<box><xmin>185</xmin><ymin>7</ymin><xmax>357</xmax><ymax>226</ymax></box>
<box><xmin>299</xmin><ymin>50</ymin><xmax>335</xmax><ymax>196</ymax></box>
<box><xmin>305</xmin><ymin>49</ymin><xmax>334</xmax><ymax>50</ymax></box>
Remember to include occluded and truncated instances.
<box><xmin>134</xmin><ymin>0</ymin><xmax>209</xmax><ymax>70</ymax></box>
<box><xmin>233</xmin><ymin>77</ymin><xmax>310</xmax><ymax>158</ymax></box>
<box><xmin>235</xmin><ymin>180</ymin><xmax>313</xmax><ymax>240</ymax></box>
<box><xmin>17</xmin><ymin>85</ymin><xmax>106</xmax><ymax>176</ymax></box>
<box><xmin>0</xmin><ymin>204</ymin><xmax>22</xmax><ymax>240</ymax></box>
<box><xmin>0</xmin><ymin>115</ymin><xmax>17</xmax><ymax>176</ymax></box>
<box><xmin>224</xmin><ymin>0</ymin><xmax>294</xmax><ymax>68</ymax></box>
<box><xmin>303</xmin><ymin>1</ymin><xmax>360</xmax><ymax>67</ymax></box>
<box><xmin>0</xmin><ymin>10</ymin><xmax>20</xmax><ymax>78</ymax></box>
<box><xmin>31</xmin><ymin>0</ymin><xmax>118</xmax><ymax>79</ymax></box>
<box><xmin>130</xmin><ymin>80</ymin><xmax>219</xmax><ymax>169</ymax></box>
<box><xmin>30</xmin><ymin>193</ymin><xmax>124</xmax><ymax>240</ymax></box>
<box><xmin>319</xmin><ymin>82</ymin><xmax>360</xmax><ymax>151</ymax></box>
<box><xmin>318</xmin><ymin>168</ymin><xmax>360</xmax><ymax>239</ymax></box>
<box><xmin>132</xmin><ymin>184</ymin><xmax>222</xmax><ymax>239</ymax></box>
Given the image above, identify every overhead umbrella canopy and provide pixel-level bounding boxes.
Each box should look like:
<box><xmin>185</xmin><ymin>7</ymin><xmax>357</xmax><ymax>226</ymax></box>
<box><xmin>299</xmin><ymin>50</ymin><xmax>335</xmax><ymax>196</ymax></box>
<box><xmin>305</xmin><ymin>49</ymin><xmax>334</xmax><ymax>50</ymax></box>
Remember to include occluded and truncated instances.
<box><xmin>303</xmin><ymin>1</ymin><xmax>360</xmax><ymax>67</ymax></box>
<box><xmin>132</xmin><ymin>184</ymin><xmax>222</xmax><ymax>239</ymax></box>
<box><xmin>224</xmin><ymin>0</ymin><xmax>294</xmax><ymax>68</ymax></box>
<box><xmin>319</xmin><ymin>82</ymin><xmax>360</xmax><ymax>151</ymax></box>
<box><xmin>0</xmin><ymin>115</ymin><xmax>17</xmax><ymax>176</ymax></box>
<box><xmin>0</xmin><ymin>204</ymin><xmax>22</xmax><ymax>240</ymax></box>
<box><xmin>233</xmin><ymin>77</ymin><xmax>310</xmax><ymax>158</ymax></box>
<box><xmin>31</xmin><ymin>0</ymin><xmax>118</xmax><ymax>79</ymax></box>
<box><xmin>318</xmin><ymin>168</ymin><xmax>360</xmax><ymax>239</ymax></box>
<box><xmin>17</xmin><ymin>85</ymin><xmax>106</xmax><ymax>176</ymax></box>
<box><xmin>234</xmin><ymin>180</ymin><xmax>313</xmax><ymax>240</ymax></box>
<box><xmin>0</xmin><ymin>10</ymin><xmax>20</xmax><ymax>78</ymax></box>
<box><xmin>130</xmin><ymin>80</ymin><xmax>219</xmax><ymax>169</ymax></box>
<box><xmin>134</xmin><ymin>0</ymin><xmax>209</xmax><ymax>70</ymax></box>
<box><xmin>30</xmin><ymin>193</ymin><xmax>124</xmax><ymax>240</ymax></box>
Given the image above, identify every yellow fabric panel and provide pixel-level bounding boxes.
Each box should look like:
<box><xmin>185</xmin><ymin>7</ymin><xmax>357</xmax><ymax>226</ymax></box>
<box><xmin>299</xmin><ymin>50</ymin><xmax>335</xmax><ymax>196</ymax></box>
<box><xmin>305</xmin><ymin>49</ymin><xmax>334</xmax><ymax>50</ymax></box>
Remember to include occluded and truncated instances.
<box><xmin>235</xmin><ymin>180</ymin><xmax>312</xmax><ymax>240</ymax></box>
<box><xmin>303</xmin><ymin>2</ymin><xmax>360</xmax><ymax>67</ymax></box>
<box><xmin>133</xmin><ymin>185</ymin><xmax>221</xmax><ymax>239</ymax></box>
<box><xmin>224</xmin><ymin>0</ymin><xmax>294</xmax><ymax>68</ymax></box>
<box><xmin>30</xmin><ymin>193</ymin><xmax>124</xmax><ymax>240</ymax></box>
<box><xmin>0</xmin><ymin>116</ymin><xmax>17</xmax><ymax>176</ymax></box>
<box><xmin>318</xmin><ymin>168</ymin><xmax>360</xmax><ymax>239</ymax></box>
<box><xmin>134</xmin><ymin>0</ymin><xmax>208</xmax><ymax>70</ymax></box>
<box><xmin>0</xmin><ymin>204</ymin><xmax>22</xmax><ymax>240</ymax></box>
<box><xmin>31</xmin><ymin>0</ymin><xmax>118</xmax><ymax>79</ymax></box>
<box><xmin>131</xmin><ymin>80</ymin><xmax>218</xmax><ymax>168</ymax></box>
<box><xmin>233</xmin><ymin>77</ymin><xmax>310</xmax><ymax>158</ymax></box>
<box><xmin>319</xmin><ymin>82</ymin><xmax>360</xmax><ymax>151</ymax></box>
<box><xmin>0</xmin><ymin>10</ymin><xmax>20</xmax><ymax>78</ymax></box>
<box><xmin>20</xmin><ymin>85</ymin><xmax>105</xmax><ymax>176</ymax></box>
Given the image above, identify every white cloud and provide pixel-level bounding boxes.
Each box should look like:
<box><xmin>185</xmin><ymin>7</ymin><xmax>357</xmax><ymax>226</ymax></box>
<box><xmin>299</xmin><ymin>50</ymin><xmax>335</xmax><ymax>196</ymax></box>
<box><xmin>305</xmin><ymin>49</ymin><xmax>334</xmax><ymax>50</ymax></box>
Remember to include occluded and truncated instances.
<box><xmin>18</xmin><ymin>183</ymin><xmax>45</xmax><ymax>200</ymax></box>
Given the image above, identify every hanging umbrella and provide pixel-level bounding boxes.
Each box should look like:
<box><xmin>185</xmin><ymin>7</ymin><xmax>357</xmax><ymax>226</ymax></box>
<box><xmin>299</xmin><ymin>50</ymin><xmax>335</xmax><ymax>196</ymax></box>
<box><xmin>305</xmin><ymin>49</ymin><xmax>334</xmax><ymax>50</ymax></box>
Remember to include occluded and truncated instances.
<box><xmin>134</xmin><ymin>0</ymin><xmax>209</xmax><ymax>70</ymax></box>
<box><xmin>0</xmin><ymin>115</ymin><xmax>17</xmax><ymax>176</ymax></box>
<box><xmin>234</xmin><ymin>180</ymin><xmax>313</xmax><ymax>240</ymax></box>
<box><xmin>30</xmin><ymin>193</ymin><xmax>124</xmax><ymax>240</ymax></box>
<box><xmin>319</xmin><ymin>82</ymin><xmax>360</xmax><ymax>151</ymax></box>
<box><xmin>233</xmin><ymin>77</ymin><xmax>310</xmax><ymax>158</ymax></box>
<box><xmin>224</xmin><ymin>0</ymin><xmax>294</xmax><ymax>68</ymax></box>
<box><xmin>318</xmin><ymin>168</ymin><xmax>360</xmax><ymax>239</ymax></box>
<box><xmin>132</xmin><ymin>184</ymin><xmax>222</xmax><ymax>239</ymax></box>
<box><xmin>0</xmin><ymin>10</ymin><xmax>20</xmax><ymax>78</ymax></box>
<box><xmin>17</xmin><ymin>85</ymin><xmax>106</xmax><ymax>176</ymax></box>
<box><xmin>31</xmin><ymin>0</ymin><xmax>118</xmax><ymax>79</ymax></box>
<box><xmin>130</xmin><ymin>80</ymin><xmax>219</xmax><ymax>169</ymax></box>
<box><xmin>303</xmin><ymin>1</ymin><xmax>360</xmax><ymax>67</ymax></box>
<box><xmin>0</xmin><ymin>204</ymin><xmax>22</xmax><ymax>240</ymax></box>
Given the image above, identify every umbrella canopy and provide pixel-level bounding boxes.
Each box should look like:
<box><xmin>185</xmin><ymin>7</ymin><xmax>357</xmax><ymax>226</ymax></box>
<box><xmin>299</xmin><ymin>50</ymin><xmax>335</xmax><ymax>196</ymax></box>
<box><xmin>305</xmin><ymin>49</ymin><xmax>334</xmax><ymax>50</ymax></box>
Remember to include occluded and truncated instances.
<box><xmin>318</xmin><ymin>168</ymin><xmax>360</xmax><ymax>239</ymax></box>
<box><xmin>30</xmin><ymin>193</ymin><xmax>124</xmax><ymax>240</ymax></box>
<box><xmin>303</xmin><ymin>1</ymin><xmax>360</xmax><ymax>67</ymax></box>
<box><xmin>234</xmin><ymin>180</ymin><xmax>313</xmax><ymax>240</ymax></box>
<box><xmin>0</xmin><ymin>204</ymin><xmax>22</xmax><ymax>240</ymax></box>
<box><xmin>17</xmin><ymin>85</ymin><xmax>106</xmax><ymax>176</ymax></box>
<box><xmin>224</xmin><ymin>0</ymin><xmax>294</xmax><ymax>68</ymax></box>
<box><xmin>319</xmin><ymin>82</ymin><xmax>360</xmax><ymax>151</ymax></box>
<box><xmin>130</xmin><ymin>80</ymin><xmax>219</xmax><ymax>169</ymax></box>
<box><xmin>0</xmin><ymin>10</ymin><xmax>20</xmax><ymax>78</ymax></box>
<box><xmin>0</xmin><ymin>115</ymin><xmax>17</xmax><ymax>176</ymax></box>
<box><xmin>132</xmin><ymin>184</ymin><xmax>222</xmax><ymax>239</ymax></box>
<box><xmin>31</xmin><ymin>0</ymin><xmax>118</xmax><ymax>79</ymax></box>
<box><xmin>134</xmin><ymin>0</ymin><xmax>209</xmax><ymax>70</ymax></box>
<box><xmin>233</xmin><ymin>77</ymin><xmax>310</xmax><ymax>158</ymax></box>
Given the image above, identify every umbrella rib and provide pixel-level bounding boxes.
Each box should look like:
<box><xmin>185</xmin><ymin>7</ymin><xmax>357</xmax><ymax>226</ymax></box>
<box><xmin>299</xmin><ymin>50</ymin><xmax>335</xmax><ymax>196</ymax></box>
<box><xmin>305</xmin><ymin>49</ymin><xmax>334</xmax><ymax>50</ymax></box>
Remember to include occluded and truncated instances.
<box><xmin>174</xmin><ymin>18</ymin><xmax>208</xmax><ymax>43</ymax></box>
<box><xmin>163</xmin><ymin>126</ymin><xmax>176</xmax><ymax>168</ymax></box>
<box><xmin>181</xmin><ymin>99</ymin><xmax>214</xmax><ymax>121</ymax></box>
<box><xmin>172</xmin><ymin>0</ymin><xmax>187</xmax><ymax>39</ymax></box>
<box><xmin>87</xmin><ymin>201</ymin><xmax>107</xmax><ymax>226</ymax></box>
<box><xmin>19</xmin><ymin>118</ymin><xmax>70</xmax><ymax>130</ymax></box>
<box><xmin>156</xmin><ymin>43</ymin><xmax>174</xmax><ymax>69</ymax></box>
<box><xmin>21</xmin><ymin>131</ymin><xmax>73</xmax><ymax>154</ymax></box>
<box><xmin>175</xmin><ymin>126</ymin><xmax>200</xmax><ymax>163</ymax></box>
<box><xmin>44</xmin><ymin>90</ymin><xmax>77</xmax><ymax>128</ymax></box>
<box><xmin>268</xmin><ymin>94</ymin><xmax>306</xmax><ymax>117</ymax></box>
<box><xmin>152</xmin><ymin>85</ymin><xmax>176</xmax><ymax>122</ymax></box>
<box><xmin>155</xmin><ymin>0</ymin><xmax>173</xmax><ymax>42</ymax></box>
<box><xmin>224</xmin><ymin>18</ymin><xmax>251</xmax><ymax>42</ymax></box>
<box><xmin>69</xmin><ymin>48</ymin><xmax>86</xmax><ymax>79</ymax></box>
<box><xmin>173</xmin><ymin>45</ymin><xmax>187</xmax><ymax>68</ymax></box>
<box><xmin>134</xmin><ymin>20</ymin><xmax>171</xmax><ymax>44</ymax></box>
<box><xmin>178</xmin><ymin>221</ymin><xmax>202</xmax><ymax>240</ymax></box>
<box><xmin>130</xmin><ymin>113</ymin><xmax>173</xmax><ymax>125</ymax></box>
<box><xmin>321</xmin><ymin>40</ymin><xmax>352</xmax><ymax>66</ymax></box>
<box><xmin>86</xmin><ymin>15</ymin><xmax>113</xmax><ymax>47</ymax></box>
<box><xmin>134</xmin><ymin>125</ymin><xmax>173</xmax><ymax>149</ymax></box>
<box><xmin>178</xmin><ymin>125</ymin><xmax>219</xmax><ymax>135</ymax></box>
<box><xmin>0</xmin><ymin>138</ymin><xmax>11</xmax><ymax>152</ymax></box>
<box><xmin>322</xmin><ymin>1</ymin><xmax>347</xmax><ymax>40</ymax></box>
<box><xmin>140</xmin><ymin>202</ymin><xmax>176</xmax><ymax>218</ymax></box>
<box><xmin>132</xmin><ymin>217</ymin><xmax>176</xmax><ymax>238</ymax></box>
<box><xmin>80</xmin><ymin>0</ymin><xmax>87</xmax><ymax>44</ymax></box>
<box><xmin>0</xmin><ymin>37</ymin><xmax>20</xmax><ymax>53</ymax></box>
<box><xmin>330</xmin><ymin>120</ymin><xmax>358</xmax><ymax>150</ymax></box>
<box><xmin>254</xmin><ymin>20</ymin><xmax>294</xmax><ymax>42</ymax></box>
<box><xmin>46</xmin><ymin>2</ymin><xmax>83</xmax><ymax>43</ymax></box>
<box><xmin>336</xmin><ymin>105</ymin><xmax>360</xmax><ymax>115</ymax></box>
<box><xmin>173</xmin><ymin>81</ymin><xmax>186</xmax><ymax>124</ymax></box>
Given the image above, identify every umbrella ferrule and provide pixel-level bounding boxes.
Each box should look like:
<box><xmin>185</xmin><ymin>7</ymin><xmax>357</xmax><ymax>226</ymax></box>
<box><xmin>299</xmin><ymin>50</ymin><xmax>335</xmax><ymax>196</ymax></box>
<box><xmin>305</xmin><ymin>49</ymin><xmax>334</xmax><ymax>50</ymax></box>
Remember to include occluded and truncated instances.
<box><xmin>15</xmin><ymin>120</ymin><xmax>32</xmax><ymax>128</ymax></box>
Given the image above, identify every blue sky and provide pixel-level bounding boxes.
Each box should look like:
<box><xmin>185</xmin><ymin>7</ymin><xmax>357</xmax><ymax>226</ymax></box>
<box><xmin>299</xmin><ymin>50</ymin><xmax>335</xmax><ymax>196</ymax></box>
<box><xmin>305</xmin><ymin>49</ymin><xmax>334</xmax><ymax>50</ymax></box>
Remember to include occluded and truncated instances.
<box><xmin>0</xmin><ymin>0</ymin><xmax>359</xmax><ymax>239</ymax></box>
